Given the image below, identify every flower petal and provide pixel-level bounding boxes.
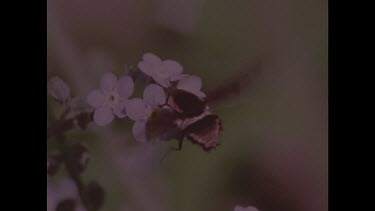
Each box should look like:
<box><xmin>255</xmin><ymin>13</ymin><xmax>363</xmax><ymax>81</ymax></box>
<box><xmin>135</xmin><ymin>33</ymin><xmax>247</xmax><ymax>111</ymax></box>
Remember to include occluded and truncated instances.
<box><xmin>195</xmin><ymin>90</ymin><xmax>206</xmax><ymax>99</ymax></box>
<box><xmin>68</xmin><ymin>96</ymin><xmax>94</xmax><ymax>118</ymax></box>
<box><xmin>138</xmin><ymin>53</ymin><xmax>162</xmax><ymax>76</ymax></box>
<box><xmin>100</xmin><ymin>72</ymin><xmax>117</xmax><ymax>91</ymax></box>
<box><xmin>138</xmin><ymin>61</ymin><xmax>154</xmax><ymax>76</ymax></box>
<box><xmin>113</xmin><ymin>100</ymin><xmax>127</xmax><ymax>118</ymax></box>
<box><xmin>125</xmin><ymin>98</ymin><xmax>150</xmax><ymax>121</ymax></box>
<box><xmin>162</xmin><ymin>60</ymin><xmax>183</xmax><ymax>75</ymax></box>
<box><xmin>117</xmin><ymin>76</ymin><xmax>134</xmax><ymax>98</ymax></box>
<box><xmin>177</xmin><ymin>75</ymin><xmax>202</xmax><ymax>93</ymax></box>
<box><xmin>170</xmin><ymin>73</ymin><xmax>188</xmax><ymax>81</ymax></box>
<box><xmin>143</xmin><ymin>53</ymin><xmax>162</xmax><ymax>64</ymax></box>
<box><xmin>143</xmin><ymin>84</ymin><xmax>166</xmax><ymax>106</ymax></box>
<box><xmin>86</xmin><ymin>89</ymin><xmax>105</xmax><ymax>108</ymax></box>
<box><xmin>153</xmin><ymin>75</ymin><xmax>170</xmax><ymax>88</ymax></box>
<box><xmin>132</xmin><ymin>120</ymin><xmax>147</xmax><ymax>142</ymax></box>
<box><xmin>94</xmin><ymin>107</ymin><xmax>114</xmax><ymax>126</ymax></box>
<box><xmin>47</xmin><ymin>77</ymin><xmax>70</xmax><ymax>102</ymax></box>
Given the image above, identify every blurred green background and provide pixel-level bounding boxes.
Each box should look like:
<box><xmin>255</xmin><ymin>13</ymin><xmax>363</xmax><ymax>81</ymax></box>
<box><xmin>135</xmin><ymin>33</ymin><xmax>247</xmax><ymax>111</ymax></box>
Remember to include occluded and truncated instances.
<box><xmin>47</xmin><ymin>0</ymin><xmax>327</xmax><ymax>210</ymax></box>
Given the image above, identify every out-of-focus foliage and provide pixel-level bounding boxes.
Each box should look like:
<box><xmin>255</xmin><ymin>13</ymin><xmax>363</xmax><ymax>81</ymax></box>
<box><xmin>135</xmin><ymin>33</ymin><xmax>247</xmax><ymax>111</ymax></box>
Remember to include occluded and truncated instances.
<box><xmin>47</xmin><ymin>0</ymin><xmax>327</xmax><ymax>210</ymax></box>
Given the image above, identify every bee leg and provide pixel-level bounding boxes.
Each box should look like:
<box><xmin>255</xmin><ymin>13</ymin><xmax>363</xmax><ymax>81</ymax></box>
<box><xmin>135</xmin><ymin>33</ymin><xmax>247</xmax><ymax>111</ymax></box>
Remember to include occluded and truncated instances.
<box><xmin>159</xmin><ymin>138</ymin><xmax>184</xmax><ymax>164</ymax></box>
<box><xmin>173</xmin><ymin>138</ymin><xmax>184</xmax><ymax>151</ymax></box>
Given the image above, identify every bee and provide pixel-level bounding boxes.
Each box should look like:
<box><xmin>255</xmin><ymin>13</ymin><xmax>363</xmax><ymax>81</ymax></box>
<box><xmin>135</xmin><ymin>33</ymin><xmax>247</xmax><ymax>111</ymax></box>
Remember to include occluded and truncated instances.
<box><xmin>166</xmin><ymin>88</ymin><xmax>207</xmax><ymax>119</ymax></box>
<box><xmin>145</xmin><ymin>87</ymin><xmax>222</xmax><ymax>153</ymax></box>
<box><xmin>182</xmin><ymin>114</ymin><xmax>222</xmax><ymax>151</ymax></box>
<box><xmin>139</xmin><ymin>62</ymin><xmax>260</xmax><ymax>154</ymax></box>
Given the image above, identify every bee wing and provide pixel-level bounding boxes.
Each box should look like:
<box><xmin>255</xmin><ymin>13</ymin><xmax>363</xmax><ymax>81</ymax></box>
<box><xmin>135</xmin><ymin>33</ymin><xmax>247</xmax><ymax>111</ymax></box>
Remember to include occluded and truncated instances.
<box><xmin>168</xmin><ymin>89</ymin><xmax>207</xmax><ymax>118</ymax></box>
<box><xmin>145</xmin><ymin>109</ymin><xmax>181</xmax><ymax>141</ymax></box>
<box><xmin>183</xmin><ymin>114</ymin><xmax>222</xmax><ymax>151</ymax></box>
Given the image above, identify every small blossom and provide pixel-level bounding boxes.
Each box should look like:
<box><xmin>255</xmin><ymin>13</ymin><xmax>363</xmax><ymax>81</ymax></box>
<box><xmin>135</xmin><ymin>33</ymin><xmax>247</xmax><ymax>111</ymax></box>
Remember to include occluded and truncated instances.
<box><xmin>68</xmin><ymin>96</ymin><xmax>94</xmax><ymax>115</ymax></box>
<box><xmin>138</xmin><ymin>53</ymin><xmax>185</xmax><ymax>87</ymax></box>
<box><xmin>233</xmin><ymin>205</ymin><xmax>259</xmax><ymax>211</ymax></box>
<box><xmin>87</xmin><ymin>72</ymin><xmax>134</xmax><ymax>126</ymax></box>
<box><xmin>126</xmin><ymin>84</ymin><xmax>166</xmax><ymax>142</ymax></box>
<box><xmin>47</xmin><ymin>76</ymin><xmax>70</xmax><ymax>103</ymax></box>
<box><xmin>132</xmin><ymin>120</ymin><xmax>148</xmax><ymax>142</ymax></box>
<box><xmin>125</xmin><ymin>98</ymin><xmax>153</xmax><ymax>122</ymax></box>
<box><xmin>177</xmin><ymin>75</ymin><xmax>206</xmax><ymax>98</ymax></box>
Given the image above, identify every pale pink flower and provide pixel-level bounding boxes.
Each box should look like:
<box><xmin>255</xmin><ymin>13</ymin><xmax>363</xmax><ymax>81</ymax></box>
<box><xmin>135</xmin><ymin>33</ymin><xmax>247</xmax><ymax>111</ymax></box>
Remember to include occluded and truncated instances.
<box><xmin>125</xmin><ymin>84</ymin><xmax>166</xmax><ymax>142</ymax></box>
<box><xmin>68</xmin><ymin>96</ymin><xmax>94</xmax><ymax>117</ymax></box>
<box><xmin>177</xmin><ymin>75</ymin><xmax>206</xmax><ymax>98</ymax></box>
<box><xmin>87</xmin><ymin>72</ymin><xmax>134</xmax><ymax>126</ymax></box>
<box><xmin>47</xmin><ymin>76</ymin><xmax>70</xmax><ymax>103</ymax></box>
<box><xmin>137</xmin><ymin>53</ymin><xmax>185</xmax><ymax>87</ymax></box>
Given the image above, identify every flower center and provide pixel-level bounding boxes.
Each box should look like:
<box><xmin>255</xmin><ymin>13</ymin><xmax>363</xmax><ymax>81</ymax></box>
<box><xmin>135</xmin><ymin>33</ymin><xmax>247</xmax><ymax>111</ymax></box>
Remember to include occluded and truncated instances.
<box><xmin>106</xmin><ymin>91</ymin><xmax>119</xmax><ymax>107</ymax></box>
<box><xmin>156</xmin><ymin>67</ymin><xmax>169</xmax><ymax>78</ymax></box>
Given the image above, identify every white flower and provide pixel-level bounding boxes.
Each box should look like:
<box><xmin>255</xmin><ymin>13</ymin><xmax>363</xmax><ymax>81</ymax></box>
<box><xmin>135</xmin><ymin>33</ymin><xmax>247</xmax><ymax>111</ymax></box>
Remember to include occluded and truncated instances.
<box><xmin>126</xmin><ymin>84</ymin><xmax>166</xmax><ymax>142</ymax></box>
<box><xmin>233</xmin><ymin>205</ymin><xmax>259</xmax><ymax>211</ymax></box>
<box><xmin>177</xmin><ymin>75</ymin><xmax>206</xmax><ymax>98</ymax></box>
<box><xmin>47</xmin><ymin>76</ymin><xmax>70</xmax><ymax>103</ymax></box>
<box><xmin>138</xmin><ymin>53</ymin><xmax>185</xmax><ymax>87</ymax></box>
<box><xmin>87</xmin><ymin>72</ymin><xmax>134</xmax><ymax>126</ymax></box>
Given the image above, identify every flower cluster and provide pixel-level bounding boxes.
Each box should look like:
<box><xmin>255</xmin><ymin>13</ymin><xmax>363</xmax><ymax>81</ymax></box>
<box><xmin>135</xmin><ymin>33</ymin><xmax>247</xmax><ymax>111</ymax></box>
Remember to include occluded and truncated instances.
<box><xmin>48</xmin><ymin>77</ymin><xmax>105</xmax><ymax>211</ymax></box>
<box><xmin>47</xmin><ymin>52</ymin><xmax>224</xmax><ymax>211</ymax></box>
<box><xmin>86</xmin><ymin>52</ymin><xmax>222</xmax><ymax>151</ymax></box>
<box><xmin>87</xmin><ymin>73</ymin><xmax>133</xmax><ymax>126</ymax></box>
